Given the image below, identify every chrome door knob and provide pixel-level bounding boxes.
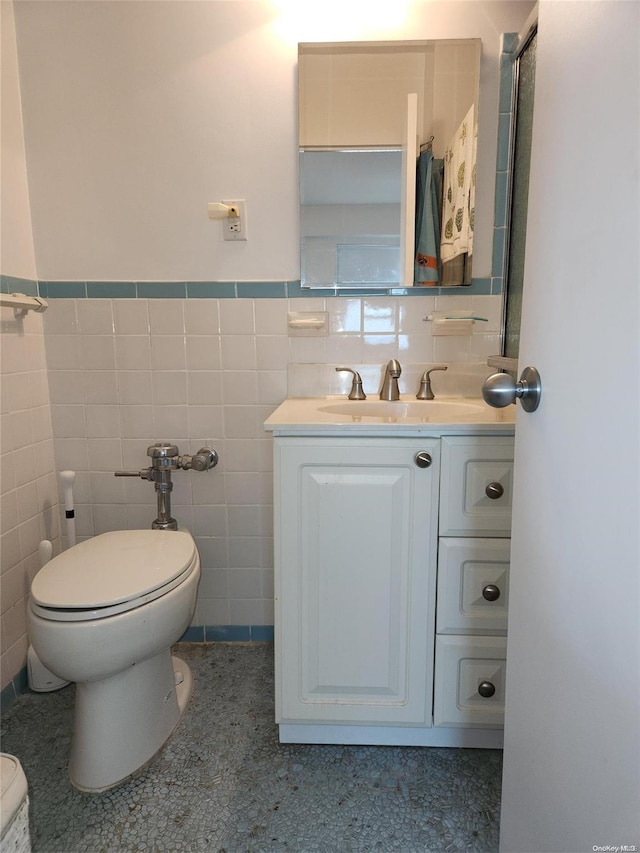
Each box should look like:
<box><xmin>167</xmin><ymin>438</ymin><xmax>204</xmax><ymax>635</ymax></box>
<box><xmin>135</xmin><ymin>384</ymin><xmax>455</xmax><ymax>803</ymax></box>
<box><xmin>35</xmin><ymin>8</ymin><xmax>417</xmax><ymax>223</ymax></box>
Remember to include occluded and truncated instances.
<box><xmin>482</xmin><ymin>366</ymin><xmax>542</xmax><ymax>412</ymax></box>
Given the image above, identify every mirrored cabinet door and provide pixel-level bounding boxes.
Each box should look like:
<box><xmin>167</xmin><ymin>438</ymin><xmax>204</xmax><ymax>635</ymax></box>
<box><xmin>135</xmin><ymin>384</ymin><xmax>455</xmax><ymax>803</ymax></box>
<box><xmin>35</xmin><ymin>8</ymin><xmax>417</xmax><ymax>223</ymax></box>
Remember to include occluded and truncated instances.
<box><xmin>298</xmin><ymin>40</ymin><xmax>480</xmax><ymax>289</ymax></box>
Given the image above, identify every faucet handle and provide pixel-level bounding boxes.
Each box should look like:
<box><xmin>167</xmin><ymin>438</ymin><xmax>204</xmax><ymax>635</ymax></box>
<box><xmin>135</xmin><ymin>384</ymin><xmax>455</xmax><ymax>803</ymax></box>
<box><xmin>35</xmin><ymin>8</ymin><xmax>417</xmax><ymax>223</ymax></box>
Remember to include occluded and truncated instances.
<box><xmin>336</xmin><ymin>367</ymin><xmax>366</xmax><ymax>400</ymax></box>
<box><xmin>416</xmin><ymin>365</ymin><xmax>448</xmax><ymax>400</ymax></box>
<box><xmin>425</xmin><ymin>365</ymin><xmax>448</xmax><ymax>378</ymax></box>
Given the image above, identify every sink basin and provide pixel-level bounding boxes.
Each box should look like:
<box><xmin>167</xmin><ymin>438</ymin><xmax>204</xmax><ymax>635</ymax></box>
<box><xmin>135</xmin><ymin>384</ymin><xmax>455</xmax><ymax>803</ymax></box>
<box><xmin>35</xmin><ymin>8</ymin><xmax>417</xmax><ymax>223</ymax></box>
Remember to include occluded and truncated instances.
<box><xmin>264</xmin><ymin>396</ymin><xmax>516</xmax><ymax>433</ymax></box>
<box><xmin>318</xmin><ymin>399</ymin><xmax>485</xmax><ymax>420</ymax></box>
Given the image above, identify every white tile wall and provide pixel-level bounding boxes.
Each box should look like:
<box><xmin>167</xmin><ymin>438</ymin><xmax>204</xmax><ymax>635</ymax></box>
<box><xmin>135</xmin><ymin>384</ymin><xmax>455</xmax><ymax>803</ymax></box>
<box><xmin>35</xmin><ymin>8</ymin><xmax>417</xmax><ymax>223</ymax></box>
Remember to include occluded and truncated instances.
<box><xmin>1</xmin><ymin>292</ymin><xmax>501</xmax><ymax>688</ymax></box>
<box><xmin>1</xmin><ymin>310</ymin><xmax>58</xmax><ymax>691</ymax></box>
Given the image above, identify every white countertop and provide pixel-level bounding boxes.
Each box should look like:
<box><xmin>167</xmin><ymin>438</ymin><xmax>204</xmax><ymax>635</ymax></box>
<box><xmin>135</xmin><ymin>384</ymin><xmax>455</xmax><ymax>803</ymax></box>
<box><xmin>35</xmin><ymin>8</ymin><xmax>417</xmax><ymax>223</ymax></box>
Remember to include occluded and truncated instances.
<box><xmin>264</xmin><ymin>396</ymin><xmax>516</xmax><ymax>436</ymax></box>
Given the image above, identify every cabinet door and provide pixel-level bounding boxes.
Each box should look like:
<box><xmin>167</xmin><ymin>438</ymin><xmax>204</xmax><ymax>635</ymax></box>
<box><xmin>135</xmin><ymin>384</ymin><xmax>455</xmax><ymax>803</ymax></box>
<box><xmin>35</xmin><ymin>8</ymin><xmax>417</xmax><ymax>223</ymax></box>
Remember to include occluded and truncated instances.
<box><xmin>439</xmin><ymin>436</ymin><xmax>514</xmax><ymax>536</ymax></box>
<box><xmin>275</xmin><ymin>438</ymin><xmax>440</xmax><ymax>725</ymax></box>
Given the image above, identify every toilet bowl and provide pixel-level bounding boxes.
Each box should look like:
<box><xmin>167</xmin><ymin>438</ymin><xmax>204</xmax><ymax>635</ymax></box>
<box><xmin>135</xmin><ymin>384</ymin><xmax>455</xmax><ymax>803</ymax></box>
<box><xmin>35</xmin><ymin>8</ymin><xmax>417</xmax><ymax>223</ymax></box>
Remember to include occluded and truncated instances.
<box><xmin>28</xmin><ymin>529</ymin><xmax>200</xmax><ymax>793</ymax></box>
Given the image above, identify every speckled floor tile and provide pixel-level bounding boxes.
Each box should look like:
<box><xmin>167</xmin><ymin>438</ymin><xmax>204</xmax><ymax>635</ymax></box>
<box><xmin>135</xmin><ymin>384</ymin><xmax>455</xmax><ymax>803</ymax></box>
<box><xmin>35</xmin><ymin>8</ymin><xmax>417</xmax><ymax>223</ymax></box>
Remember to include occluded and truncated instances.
<box><xmin>1</xmin><ymin>643</ymin><xmax>502</xmax><ymax>852</ymax></box>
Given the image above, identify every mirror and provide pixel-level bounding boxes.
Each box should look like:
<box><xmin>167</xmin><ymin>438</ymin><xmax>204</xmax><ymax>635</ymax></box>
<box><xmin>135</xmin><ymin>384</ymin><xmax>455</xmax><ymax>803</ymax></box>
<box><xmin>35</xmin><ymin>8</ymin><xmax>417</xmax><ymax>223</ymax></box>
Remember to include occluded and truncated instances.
<box><xmin>298</xmin><ymin>40</ymin><xmax>481</xmax><ymax>289</ymax></box>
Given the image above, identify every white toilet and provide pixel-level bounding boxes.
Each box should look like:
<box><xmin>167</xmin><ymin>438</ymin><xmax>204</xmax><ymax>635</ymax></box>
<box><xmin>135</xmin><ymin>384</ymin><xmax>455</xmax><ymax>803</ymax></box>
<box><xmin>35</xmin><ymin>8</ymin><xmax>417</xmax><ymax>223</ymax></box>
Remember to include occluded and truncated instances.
<box><xmin>28</xmin><ymin>528</ymin><xmax>200</xmax><ymax>793</ymax></box>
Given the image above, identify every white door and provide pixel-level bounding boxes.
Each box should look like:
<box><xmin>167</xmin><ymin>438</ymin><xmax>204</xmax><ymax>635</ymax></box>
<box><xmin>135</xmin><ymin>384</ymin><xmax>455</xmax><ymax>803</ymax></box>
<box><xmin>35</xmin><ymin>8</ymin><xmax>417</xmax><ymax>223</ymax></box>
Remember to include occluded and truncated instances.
<box><xmin>499</xmin><ymin>3</ymin><xmax>640</xmax><ymax>851</ymax></box>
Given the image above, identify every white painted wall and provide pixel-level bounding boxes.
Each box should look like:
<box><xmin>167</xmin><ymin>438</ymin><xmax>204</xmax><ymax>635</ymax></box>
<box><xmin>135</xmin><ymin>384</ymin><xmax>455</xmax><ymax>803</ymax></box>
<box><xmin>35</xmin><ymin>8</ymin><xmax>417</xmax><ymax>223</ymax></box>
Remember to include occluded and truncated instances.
<box><xmin>12</xmin><ymin>0</ymin><xmax>534</xmax><ymax>281</ymax></box>
<box><xmin>0</xmin><ymin>0</ymin><xmax>37</xmax><ymax>279</ymax></box>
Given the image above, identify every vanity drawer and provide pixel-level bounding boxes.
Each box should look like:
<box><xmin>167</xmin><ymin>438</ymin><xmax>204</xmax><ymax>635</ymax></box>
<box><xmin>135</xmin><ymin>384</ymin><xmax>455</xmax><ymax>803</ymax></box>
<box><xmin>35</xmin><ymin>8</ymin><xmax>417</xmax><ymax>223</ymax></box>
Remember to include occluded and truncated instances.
<box><xmin>434</xmin><ymin>635</ymin><xmax>507</xmax><ymax>729</ymax></box>
<box><xmin>437</xmin><ymin>538</ymin><xmax>510</xmax><ymax>635</ymax></box>
<box><xmin>439</xmin><ymin>436</ymin><xmax>514</xmax><ymax>536</ymax></box>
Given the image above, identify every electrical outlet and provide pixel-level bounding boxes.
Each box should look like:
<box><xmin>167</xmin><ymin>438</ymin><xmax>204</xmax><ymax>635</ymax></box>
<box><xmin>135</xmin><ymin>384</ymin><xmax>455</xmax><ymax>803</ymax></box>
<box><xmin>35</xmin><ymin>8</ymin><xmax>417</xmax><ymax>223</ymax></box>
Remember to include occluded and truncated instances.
<box><xmin>222</xmin><ymin>199</ymin><xmax>247</xmax><ymax>241</ymax></box>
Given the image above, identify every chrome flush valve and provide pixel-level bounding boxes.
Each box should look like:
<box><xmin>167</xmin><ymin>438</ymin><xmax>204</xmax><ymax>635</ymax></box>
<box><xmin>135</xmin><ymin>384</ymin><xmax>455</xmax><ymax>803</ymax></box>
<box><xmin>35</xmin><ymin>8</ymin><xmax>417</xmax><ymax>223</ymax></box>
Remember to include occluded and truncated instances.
<box><xmin>146</xmin><ymin>442</ymin><xmax>218</xmax><ymax>472</ymax></box>
<box><xmin>115</xmin><ymin>442</ymin><xmax>219</xmax><ymax>530</ymax></box>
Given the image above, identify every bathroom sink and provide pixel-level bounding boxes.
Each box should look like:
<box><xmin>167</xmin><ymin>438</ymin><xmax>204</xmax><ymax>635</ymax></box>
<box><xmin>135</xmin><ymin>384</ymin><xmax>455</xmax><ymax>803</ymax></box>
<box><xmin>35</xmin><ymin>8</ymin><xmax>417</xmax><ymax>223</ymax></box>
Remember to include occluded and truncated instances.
<box><xmin>264</xmin><ymin>396</ymin><xmax>515</xmax><ymax>434</ymax></box>
<box><xmin>318</xmin><ymin>400</ymin><xmax>485</xmax><ymax>420</ymax></box>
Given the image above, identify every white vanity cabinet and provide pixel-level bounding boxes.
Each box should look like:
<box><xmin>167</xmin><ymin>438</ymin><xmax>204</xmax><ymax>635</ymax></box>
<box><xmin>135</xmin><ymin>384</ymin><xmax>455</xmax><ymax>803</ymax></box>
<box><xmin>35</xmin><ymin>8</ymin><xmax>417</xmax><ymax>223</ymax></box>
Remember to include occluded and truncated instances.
<box><xmin>274</xmin><ymin>437</ymin><xmax>440</xmax><ymax>730</ymax></box>
<box><xmin>266</xmin><ymin>408</ymin><xmax>516</xmax><ymax>749</ymax></box>
<box><xmin>434</xmin><ymin>437</ymin><xmax>514</xmax><ymax>730</ymax></box>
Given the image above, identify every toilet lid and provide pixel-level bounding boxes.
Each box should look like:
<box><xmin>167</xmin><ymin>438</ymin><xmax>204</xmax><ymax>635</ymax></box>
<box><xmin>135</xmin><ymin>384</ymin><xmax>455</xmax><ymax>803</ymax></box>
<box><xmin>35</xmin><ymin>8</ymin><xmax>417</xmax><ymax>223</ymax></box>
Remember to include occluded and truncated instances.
<box><xmin>31</xmin><ymin>529</ymin><xmax>197</xmax><ymax>611</ymax></box>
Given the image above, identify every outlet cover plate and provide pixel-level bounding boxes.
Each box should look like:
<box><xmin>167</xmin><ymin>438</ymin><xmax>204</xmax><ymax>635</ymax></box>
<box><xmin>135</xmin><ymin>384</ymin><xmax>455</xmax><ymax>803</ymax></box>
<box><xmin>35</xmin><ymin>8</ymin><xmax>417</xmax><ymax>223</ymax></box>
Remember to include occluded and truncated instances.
<box><xmin>222</xmin><ymin>199</ymin><xmax>247</xmax><ymax>241</ymax></box>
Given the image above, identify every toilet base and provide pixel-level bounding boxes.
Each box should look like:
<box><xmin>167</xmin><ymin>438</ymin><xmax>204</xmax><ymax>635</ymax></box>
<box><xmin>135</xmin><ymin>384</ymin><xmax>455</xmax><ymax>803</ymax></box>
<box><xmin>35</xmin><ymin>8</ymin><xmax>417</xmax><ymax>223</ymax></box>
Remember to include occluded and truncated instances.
<box><xmin>69</xmin><ymin>653</ymin><xmax>193</xmax><ymax>793</ymax></box>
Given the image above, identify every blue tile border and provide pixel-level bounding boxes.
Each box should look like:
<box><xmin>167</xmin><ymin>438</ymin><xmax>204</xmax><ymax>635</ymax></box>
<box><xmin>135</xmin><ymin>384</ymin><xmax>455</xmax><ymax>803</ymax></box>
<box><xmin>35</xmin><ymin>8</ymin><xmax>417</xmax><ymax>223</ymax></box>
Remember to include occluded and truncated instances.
<box><xmin>187</xmin><ymin>282</ymin><xmax>237</xmax><ymax>299</ymax></box>
<box><xmin>1</xmin><ymin>682</ymin><xmax>18</xmax><ymax>715</ymax></box>
<box><xmin>40</xmin><ymin>280</ymin><xmax>87</xmax><ymax>298</ymax></box>
<box><xmin>180</xmin><ymin>626</ymin><xmax>206</xmax><ymax>642</ymax></box>
<box><xmin>492</xmin><ymin>228</ymin><xmax>507</xmax><ymax>278</ymax></box>
<box><xmin>202</xmin><ymin>625</ymin><xmax>274</xmax><ymax>642</ymax></box>
<box><xmin>0</xmin><ymin>274</ymin><xmax>38</xmax><ymax>296</ymax></box>
<box><xmin>250</xmin><ymin>625</ymin><xmax>275</xmax><ymax>642</ymax></box>
<box><xmin>496</xmin><ymin>113</ymin><xmax>514</xmax><ymax>173</ymax></box>
<box><xmin>136</xmin><ymin>281</ymin><xmax>187</xmax><ymax>299</ymax></box>
<box><xmin>20</xmin><ymin>277</ymin><xmax>499</xmax><ymax>300</ymax></box>
<box><xmin>1</xmin><ymin>667</ymin><xmax>28</xmax><ymax>715</ymax></box>
<box><xmin>182</xmin><ymin>625</ymin><xmax>275</xmax><ymax>643</ymax></box>
<box><xmin>237</xmin><ymin>281</ymin><xmax>287</xmax><ymax>299</ymax></box>
<box><xmin>87</xmin><ymin>281</ymin><xmax>136</xmax><ymax>298</ymax></box>
<box><xmin>488</xmin><ymin>32</ymin><xmax>519</xmax><ymax>297</ymax></box>
<box><xmin>206</xmin><ymin>625</ymin><xmax>251</xmax><ymax>642</ymax></box>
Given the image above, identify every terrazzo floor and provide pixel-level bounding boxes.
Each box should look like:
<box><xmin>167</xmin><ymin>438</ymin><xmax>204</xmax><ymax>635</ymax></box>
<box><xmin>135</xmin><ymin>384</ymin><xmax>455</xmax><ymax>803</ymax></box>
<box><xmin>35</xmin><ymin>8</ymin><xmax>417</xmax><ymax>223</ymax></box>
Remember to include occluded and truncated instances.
<box><xmin>1</xmin><ymin>643</ymin><xmax>503</xmax><ymax>852</ymax></box>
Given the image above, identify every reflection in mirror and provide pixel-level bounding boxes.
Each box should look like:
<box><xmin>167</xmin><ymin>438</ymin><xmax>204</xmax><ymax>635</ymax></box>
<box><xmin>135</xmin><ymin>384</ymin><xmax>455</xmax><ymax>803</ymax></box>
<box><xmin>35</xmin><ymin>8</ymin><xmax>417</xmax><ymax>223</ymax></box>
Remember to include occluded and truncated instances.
<box><xmin>298</xmin><ymin>40</ymin><xmax>480</xmax><ymax>289</ymax></box>
<box><xmin>300</xmin><ymin>149</ymin><xmax>403</xmax><ymax>287</ymax></box>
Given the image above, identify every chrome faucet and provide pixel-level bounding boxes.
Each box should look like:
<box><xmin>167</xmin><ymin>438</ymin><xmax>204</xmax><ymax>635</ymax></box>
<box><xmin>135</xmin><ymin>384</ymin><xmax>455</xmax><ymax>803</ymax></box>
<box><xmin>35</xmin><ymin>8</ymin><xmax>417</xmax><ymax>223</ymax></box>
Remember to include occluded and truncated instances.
<box><xmin>416</xmin><ymin>365</ymin><xmax>448</xmax><ymax>400</ymax></box>
<box><xmin>379</xmin><ymin>359</ymin><xmax>401</xmax><ymax>401</ymax></box>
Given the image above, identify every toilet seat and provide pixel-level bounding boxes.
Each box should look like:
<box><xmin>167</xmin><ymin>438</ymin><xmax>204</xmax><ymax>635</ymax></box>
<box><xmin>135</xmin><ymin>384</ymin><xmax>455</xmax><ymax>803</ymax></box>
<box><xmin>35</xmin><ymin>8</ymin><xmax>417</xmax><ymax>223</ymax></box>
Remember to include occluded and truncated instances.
<box><xmin>30</xmin><ymin>529</ymin><xmax>198</xmax><ymax>623</ymax></box>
